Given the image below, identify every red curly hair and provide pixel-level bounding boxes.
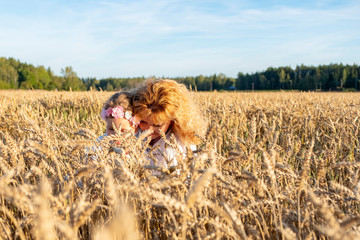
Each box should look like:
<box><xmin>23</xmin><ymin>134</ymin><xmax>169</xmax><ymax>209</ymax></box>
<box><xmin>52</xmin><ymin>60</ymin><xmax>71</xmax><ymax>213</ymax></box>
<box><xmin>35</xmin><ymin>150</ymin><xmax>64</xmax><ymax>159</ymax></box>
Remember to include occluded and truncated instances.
<box><xmin>133</xmin><ymin>79</ymin><xmax>206</xmax><ymax>144</ymax></box>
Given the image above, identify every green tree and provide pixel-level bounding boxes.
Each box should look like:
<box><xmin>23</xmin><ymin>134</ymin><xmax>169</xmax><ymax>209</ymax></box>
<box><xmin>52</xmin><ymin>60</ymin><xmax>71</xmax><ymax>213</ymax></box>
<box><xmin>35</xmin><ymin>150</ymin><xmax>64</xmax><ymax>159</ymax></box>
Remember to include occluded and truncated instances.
<box><xmin>182</xmin><ymin>76</ymin><xmax>195</xmax><ymax>90</ymax></box>
<box><xmin>264</xmin><ymin>67</ymin><xmax>279</xmax><ymax>89</ymax></box>
<box><xmin>224</xmin><ymin>78</ymin><xmax>235</xmax><ymax>90</ymax></box>
<box><xmin>279</xmin><ymin>68</ymin><xmax>286</xmax><ymax>89</ymax></box>
<box><xmin>349</xmin><ymin>64</ymin><xmax>359</xmax><ymax>90</ymax></box>
<box><xmin>61</xmin><ymin>66</ymin><xmax>84</xmax><ymax>91</ymax></box>
<box><xmin>18</xmin><ymin>65</ymin><xmax>39</xmax><ymax>89</ymax></box>
<box><xmin>105</xmin><ymin>82</ymin><xmax>114</xmax><ymax>91</ymax></box>
<box><xmin>51</xmin><ymin>76</ymin><xmax>65</xmax><ymax>90</ymax></box>
<box><xmin>36</xmin><ymin>66</ymin><xmax>52</xmax><ymax>89</ymax></box>
<box><xmin>340</xmin><ymin>68</ymin><xmax>347</xmax><ymax>89</ymax></box>
<box><xmin>235</xmin><ymin>72</ymin><xmax>245</xmax><ymax>90</ymax></box>
<box><xmin>82</xmin><ymin>77</ymin><xmax>99</xmax><ymax>90</ymax></box>
<box><xmin>0</xmin><ymin>57</ymin><xmax>18</xmax><ymax>88</ymax></box>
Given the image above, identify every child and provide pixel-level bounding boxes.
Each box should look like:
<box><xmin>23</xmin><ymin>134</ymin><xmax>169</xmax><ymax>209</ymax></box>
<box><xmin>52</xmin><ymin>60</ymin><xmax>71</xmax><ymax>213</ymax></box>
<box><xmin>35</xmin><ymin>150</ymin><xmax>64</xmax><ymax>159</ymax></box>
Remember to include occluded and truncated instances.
<box><xmin>88</xmin><ymin>91</ymin><xmax>140</xmax><ymax>163</ymax></box>
<box><xmin>99</xmin><ymin>91</ymin><xmax>140</xmax><ymax>141</ymax></box>
<box><xmin>133</xmin><ymin>79</ymin><xmax>206</xmax><ymax>171</ymax></box>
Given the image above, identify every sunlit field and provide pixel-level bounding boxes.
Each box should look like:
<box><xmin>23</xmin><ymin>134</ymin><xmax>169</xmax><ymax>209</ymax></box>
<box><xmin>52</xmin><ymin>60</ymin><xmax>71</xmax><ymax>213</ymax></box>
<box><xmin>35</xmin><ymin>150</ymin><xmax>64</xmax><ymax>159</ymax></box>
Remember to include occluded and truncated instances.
<box><xmin>1</xmin><ymin>90</ymin><xmax>360</xmax><ymax>239</ymax></box>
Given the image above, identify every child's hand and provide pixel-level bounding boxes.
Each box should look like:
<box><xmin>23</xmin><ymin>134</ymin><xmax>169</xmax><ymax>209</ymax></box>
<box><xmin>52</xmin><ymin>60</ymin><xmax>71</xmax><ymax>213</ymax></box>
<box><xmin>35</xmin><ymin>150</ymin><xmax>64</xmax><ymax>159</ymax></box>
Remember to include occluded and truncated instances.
<box><xmin>141</xmin><ymin>129</ymin><xmax>154</xmax><ymax>139</ymax></box>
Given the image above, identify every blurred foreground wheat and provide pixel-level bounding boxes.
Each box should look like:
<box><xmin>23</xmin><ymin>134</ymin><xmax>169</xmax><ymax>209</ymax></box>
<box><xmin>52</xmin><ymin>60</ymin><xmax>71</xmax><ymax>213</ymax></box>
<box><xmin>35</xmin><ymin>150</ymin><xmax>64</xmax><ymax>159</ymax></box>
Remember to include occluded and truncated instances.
<box><xmin>1</xmin><ymin>90</ymin><xmax>360</xmax><ymax>240</ymax></box>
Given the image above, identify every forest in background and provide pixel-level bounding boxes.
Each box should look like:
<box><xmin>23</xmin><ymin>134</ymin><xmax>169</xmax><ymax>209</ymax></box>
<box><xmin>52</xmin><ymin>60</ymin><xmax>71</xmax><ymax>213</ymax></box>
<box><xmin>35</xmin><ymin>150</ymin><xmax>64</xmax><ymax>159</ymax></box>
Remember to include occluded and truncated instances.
<box><xmin>0</xmin><ymin>57</ymin><xmax>359</xmax><ymax>91</ymax></box>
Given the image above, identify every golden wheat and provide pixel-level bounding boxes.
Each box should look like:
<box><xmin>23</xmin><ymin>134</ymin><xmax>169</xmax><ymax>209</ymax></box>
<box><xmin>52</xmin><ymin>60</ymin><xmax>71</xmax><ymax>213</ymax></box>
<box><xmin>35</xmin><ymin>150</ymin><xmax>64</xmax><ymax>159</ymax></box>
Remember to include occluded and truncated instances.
<box><xmin>1</xmin><ymin>90</ymin><xmax>360</xmax><ymax>239</ymax></box>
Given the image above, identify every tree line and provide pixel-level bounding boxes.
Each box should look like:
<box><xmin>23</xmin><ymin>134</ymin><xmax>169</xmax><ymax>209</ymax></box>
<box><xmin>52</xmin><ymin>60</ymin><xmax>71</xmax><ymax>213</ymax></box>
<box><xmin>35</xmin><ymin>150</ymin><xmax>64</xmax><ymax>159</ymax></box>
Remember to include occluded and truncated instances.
<box><xmin>0</xmin><ymin>57</ymin><xmax>359</xmax><ymax>91</ymax></box>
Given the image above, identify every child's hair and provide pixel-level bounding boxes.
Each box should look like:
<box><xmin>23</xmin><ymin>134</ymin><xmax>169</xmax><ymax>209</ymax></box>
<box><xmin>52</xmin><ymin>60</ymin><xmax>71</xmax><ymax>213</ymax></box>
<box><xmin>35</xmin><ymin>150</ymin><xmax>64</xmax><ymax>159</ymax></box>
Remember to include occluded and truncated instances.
<box><xmin>103</xmin><ymin>91</ymin><xmax>134</xmax><ymax>113</ymax></box>
<box><xmin>133</xmin><ymin>79</ymin><xmax>206</xmax><ymax>144</ymax></box>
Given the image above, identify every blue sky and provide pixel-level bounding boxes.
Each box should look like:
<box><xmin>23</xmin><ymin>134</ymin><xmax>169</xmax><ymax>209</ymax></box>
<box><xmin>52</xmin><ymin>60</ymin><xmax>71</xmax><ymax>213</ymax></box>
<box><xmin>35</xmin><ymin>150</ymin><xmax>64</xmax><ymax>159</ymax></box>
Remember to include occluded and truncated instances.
<box><xmin>0</xmin><ymin>0</ymin><xmax>359</xmax><ymax>79</ymax></box>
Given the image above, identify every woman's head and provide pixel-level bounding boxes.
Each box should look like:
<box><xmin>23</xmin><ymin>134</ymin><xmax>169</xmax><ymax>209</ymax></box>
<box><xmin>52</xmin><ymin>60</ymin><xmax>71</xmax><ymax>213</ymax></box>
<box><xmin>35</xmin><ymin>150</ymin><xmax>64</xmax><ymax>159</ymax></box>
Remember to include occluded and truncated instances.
<box><xmin>101</xmin><ymin>91</ymin><xmax>140</xmax><ymax>136</ymax></box>
<box><xmin>133</xmin><ymin>79</ymin><xmax>206</xmax><ymax>144</ymax></box>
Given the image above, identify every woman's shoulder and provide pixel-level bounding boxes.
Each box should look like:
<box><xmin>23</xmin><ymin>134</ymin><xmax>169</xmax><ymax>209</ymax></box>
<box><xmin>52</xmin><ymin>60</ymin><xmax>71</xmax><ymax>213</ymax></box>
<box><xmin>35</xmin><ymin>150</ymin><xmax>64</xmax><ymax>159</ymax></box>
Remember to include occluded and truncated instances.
<box><xmin>166</xmin><ymin>132</ymin><xmax>197</xmax><ymax>152</ymax></box>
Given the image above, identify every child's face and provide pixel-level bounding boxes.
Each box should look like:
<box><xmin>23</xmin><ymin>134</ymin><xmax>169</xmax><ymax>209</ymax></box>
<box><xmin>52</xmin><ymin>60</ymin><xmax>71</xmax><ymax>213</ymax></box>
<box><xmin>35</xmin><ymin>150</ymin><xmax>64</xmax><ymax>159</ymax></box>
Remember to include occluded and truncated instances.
<box><xmin>106</xmin><ymin>117</ymin><xmax>134</xmax><ymax>136</ymax></box>
<box><xmin>139</xmin><ymin>115</ymin><xmax>172</xmax><ymax>140</ymax></box>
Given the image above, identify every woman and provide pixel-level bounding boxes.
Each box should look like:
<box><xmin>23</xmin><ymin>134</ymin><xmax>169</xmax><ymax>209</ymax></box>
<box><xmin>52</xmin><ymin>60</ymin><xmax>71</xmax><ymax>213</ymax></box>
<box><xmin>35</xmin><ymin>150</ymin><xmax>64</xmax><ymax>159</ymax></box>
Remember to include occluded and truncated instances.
<box><xmin>133</xmin><ymin>79</ymin><xmax>206</xmax><ymax>170</ymax></box>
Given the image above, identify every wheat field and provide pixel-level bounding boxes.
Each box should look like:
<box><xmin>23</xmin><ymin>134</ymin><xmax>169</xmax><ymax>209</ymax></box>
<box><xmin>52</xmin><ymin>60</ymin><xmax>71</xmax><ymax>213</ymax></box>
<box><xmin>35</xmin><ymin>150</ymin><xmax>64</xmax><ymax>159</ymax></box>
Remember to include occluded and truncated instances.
<box><xmin>1</xmin><ymin>90</ymin><xmax>360</xmax><ymax>240</ymax></box>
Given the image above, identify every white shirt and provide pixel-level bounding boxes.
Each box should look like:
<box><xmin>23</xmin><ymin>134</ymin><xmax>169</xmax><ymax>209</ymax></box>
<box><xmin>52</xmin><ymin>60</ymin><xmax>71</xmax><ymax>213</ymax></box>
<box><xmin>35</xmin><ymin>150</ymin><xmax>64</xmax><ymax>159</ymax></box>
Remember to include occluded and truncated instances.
<box><xmin>145</xmin><ymin>131</ymin><xmax>196</xmax><ymax>170</ymax></box>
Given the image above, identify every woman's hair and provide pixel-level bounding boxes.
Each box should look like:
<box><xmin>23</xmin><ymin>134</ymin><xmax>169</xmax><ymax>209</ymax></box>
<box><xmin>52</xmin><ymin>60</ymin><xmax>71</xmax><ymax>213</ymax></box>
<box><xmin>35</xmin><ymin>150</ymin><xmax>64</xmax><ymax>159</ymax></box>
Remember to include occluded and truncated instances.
<box><xmin>133</xmin><ymin>79</ymin><xmax>206</xmax><ymax>144</ymax></box>
<box><xmin>103</xmin><ymin>91</ymin><xmax>134</xmax><ymax>113</ymax></box>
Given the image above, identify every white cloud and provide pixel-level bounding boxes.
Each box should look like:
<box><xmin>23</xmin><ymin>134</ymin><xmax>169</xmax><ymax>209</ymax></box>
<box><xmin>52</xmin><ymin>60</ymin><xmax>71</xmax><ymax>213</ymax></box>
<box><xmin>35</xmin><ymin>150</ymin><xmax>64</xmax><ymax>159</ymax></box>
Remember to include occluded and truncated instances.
<box><xmin>0</xmin><ymin>0</ymin><xmax>359</xmax><ymax>78</ymax></box>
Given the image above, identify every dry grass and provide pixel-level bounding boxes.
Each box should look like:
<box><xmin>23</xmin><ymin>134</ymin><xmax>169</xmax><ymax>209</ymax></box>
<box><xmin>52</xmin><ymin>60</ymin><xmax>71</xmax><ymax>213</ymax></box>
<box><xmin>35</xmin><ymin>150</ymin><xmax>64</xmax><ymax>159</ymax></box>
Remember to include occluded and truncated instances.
<box><xmin>1</xmin><ymin>89</ymin><xmax>360</xmax><ymax>239</ymax></box>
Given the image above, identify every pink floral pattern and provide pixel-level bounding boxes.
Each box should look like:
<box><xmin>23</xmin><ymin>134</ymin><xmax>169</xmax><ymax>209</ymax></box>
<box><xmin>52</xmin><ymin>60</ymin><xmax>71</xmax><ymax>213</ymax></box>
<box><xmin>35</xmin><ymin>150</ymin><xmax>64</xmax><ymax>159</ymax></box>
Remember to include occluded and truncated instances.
<box><xmin>101</xmin><ymin>106</ymin><xmax>140</xmax><ymax>127</ymax></box>
<box><xmin>130</xmin><ymin>115</ymin><xmax>141</xmax><ymax>127</ymax></box>
<box><xmin>111</xmin><ymin>106</ymin><xmax>124</xmax><ymax>119</ymax></box>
